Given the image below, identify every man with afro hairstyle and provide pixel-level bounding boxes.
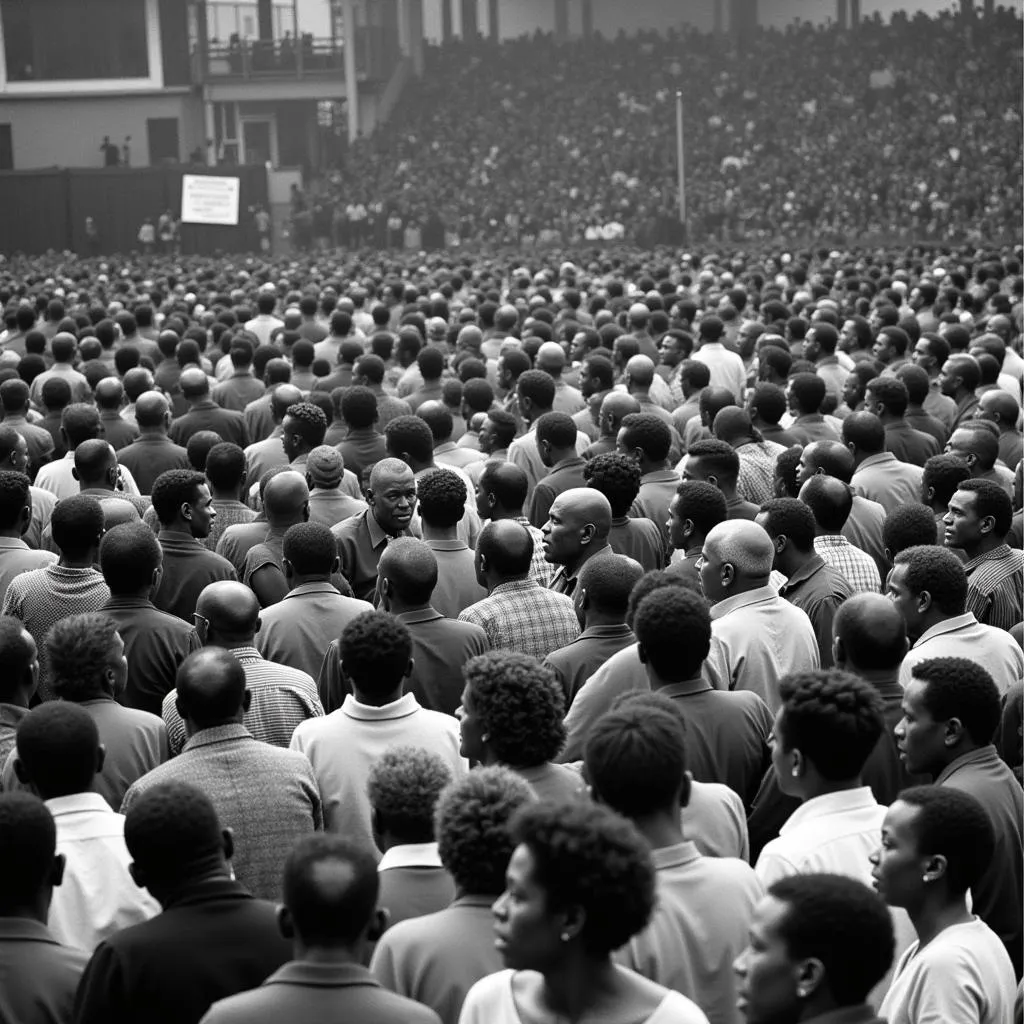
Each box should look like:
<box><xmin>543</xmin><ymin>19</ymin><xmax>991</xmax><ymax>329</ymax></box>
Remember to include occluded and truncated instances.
<box><xmin>368</xmin><ymin>747</ymin><xmax>455</xmax><ymax>927</ymax></box>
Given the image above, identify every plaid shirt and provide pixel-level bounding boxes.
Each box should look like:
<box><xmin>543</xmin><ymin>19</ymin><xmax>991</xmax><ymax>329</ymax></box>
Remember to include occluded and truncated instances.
<box><xmin>513</xmin><ymin>516</ymin><xmax>558</xmax><ymax>588</ymax></box>
<box><xmin>963</xmin><ymin>544</ymin><xmax>1024</xmax><ymax>631</ymax></box>
<box><xmin>736</xmin><ymin>441</ymin><xmax>785</xmax><ymax>506</ymax></box>
<box><xmin>814</xmin><ymin>535</ymin><xmax>881</xmax><ymax>595</ymax></box>
<box><xmin>459</xmin><ymin>579</ymin><xmax>580</xmax><ymax>659</ymax></box>
<box><xmin>162</xmin><ymin>646</ymin><xmax>323</xmax><ymax>755</ymax></box>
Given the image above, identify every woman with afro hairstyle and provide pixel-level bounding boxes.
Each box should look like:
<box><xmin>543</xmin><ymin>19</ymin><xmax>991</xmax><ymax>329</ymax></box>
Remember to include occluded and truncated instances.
<box><xmin>460</xmin><ymin>800</ymin><xmax>709</xmax><ymax>1023</ymax></box>
<box><xmin>371</xmin><ymin>766</ymin><xmax>534</xmax><ymax>1024</ymax></box>
<box><xmin>456</xmin><ymin>650</ymin><xmax>584</xmax><ymax>803</ymax></box>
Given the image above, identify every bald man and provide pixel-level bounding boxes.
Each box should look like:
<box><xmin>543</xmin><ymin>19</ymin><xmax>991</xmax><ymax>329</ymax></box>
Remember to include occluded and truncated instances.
<box><xmin>170</xmin><ymin>367</ymin><xmax>249</xmax><ymax>449</ymax></box>
<box><xmin>537</xmin><ymin>341</ymin><xmax>586</xmax><ymax>415</ymax></box>
<box><xmin>542</xmin><ymin>488</ymin><xmax>614</xmax><ymax>597</ymax></box>
<box><xmin>160</xmin><ymin>581</ymin><xmax>323</xmax><ymax>756</ymax></box>
<box><xmin>976</xmin><ymin>390</ymin><xmax>1022</xmax><ymax>472</ymax></box>
<box><xmin>623</xmin><ymin>355</ymin><xmax>676</xmax><ymax>429</ymax></box>
<box><xmin>331</xmin><ymin>458</ymin><xmax>417</xmax><ymax>602</ymax></box>
<box><xmin>699</xmin><ymin>520</ymin><xmax>819</xmax><ymax>711</ymax></box>
<box><xmin>586</xmin><ymin>392</ymin><xmax>642</xmax><ymax>462</ymax></box>
<box><xmin>126</xmin><ymin>646</ymin><xmax>321</xmax><ymax>902</ymax></box>
<box><xmin>459</xmin><ymin>520</ymin><xmax>580</xmax><ymax>658</ymax></box>
<box><xmin>70</xmin><ymin>439</ymin><xmax>151</xmax><ymax>518</ymax></box>
<box><xmin>241</xmin><ymin>471</ymin><xmax>310</xmax><ymax>607</ymax></box>
<box><xmin>94</xmin><ymin>377</ymin><xmax>139</xmax><ymax>452</ymax></box>
<box><xmin>116</xmin><ymin>391</ymin><xmax>190</xmax><ymax>495</ymax></box>
<box><xmin>243</xmin><ymin>384</ymin><xmax>303</xmax><ymax>493</ymax></box>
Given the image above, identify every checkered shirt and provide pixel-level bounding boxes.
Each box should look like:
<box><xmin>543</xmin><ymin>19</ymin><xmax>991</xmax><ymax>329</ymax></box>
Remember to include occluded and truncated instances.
<box><xmin>458</xmin><ymin>579</ymin><xmax>580</xmax><ymax>660</ymax></box>
<box><xmin>814</xmin><ymin>535</ymin><xmax>882</xmax><ymax>595</ymax></box>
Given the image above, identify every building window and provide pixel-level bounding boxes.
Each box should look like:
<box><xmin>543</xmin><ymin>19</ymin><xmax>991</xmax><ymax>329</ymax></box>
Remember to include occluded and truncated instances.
<box><xmin>0</xmin><ymin>124</ymin><xmax>11</xmax><ymax>170</ymax></box>
<box><xmin>1</xmin><ymin>0</ymin><xmax>149</xmax><ymax>81</ymax></box>
<box><xmin>147</xmin><ymin>118</ymin><xmax>180</xmax><ymax>164</ymax></box>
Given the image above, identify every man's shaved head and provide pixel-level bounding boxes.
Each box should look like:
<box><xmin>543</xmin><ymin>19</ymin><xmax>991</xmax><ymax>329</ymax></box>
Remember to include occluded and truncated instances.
<box><xmin>262</xmin><ymin>470</ymin><xmax>309</xmax><ymax>524</ymax></box>
<box><xmin>551</xmin><ymin>488</ymin><xmax>613</xmax><ymax>538</ymax></box>
<box><xmin>625</xmin><ymin>354</ymin><xmax>656</xmax><ymax>388</ymax></box>
<box><xmin>94</xmin><ymin>377</ymin><xmax>124</xmax><ymax>409</ymax></box>
<box><xmin>536</xmin><ymin>342</ymin><xmax>566</xmax><ymax>374</ymax></box>
<box><xmin>175</xmin><ymin>648</ymin><xmax>248</xmax><ymax>730</ymax></box>
<box><xmin>577</xmin><ymin>554</ymin><xmax>644</xmax><ymax>616</ymax></box>
<box><xmin>477</xmin><ymin>519</ymin><xmax>534</xmax><ymax>579</ymax></box>
<box><xmin>73</xmin><ymin>438</ymin><xmax>117</xmax><ymax>485</ymax></box>
<box><xmin>600</xmin><ymin>392</ymin><xmax>641</xmax><ymax>429</ymax></box>
<box><xmin>712</xmin><ymin>406</ymin><xmax>756</xmax><ymax>445</ymax></box>
<box><xmin>180</xmin><ymin>367</ymin><xmax>210</xmax><ymax>397</ymax></box>
<box><xmin>833</xmin><ymin>592</ymin><xmax>908</xmax><ymax>672</ymax></box>
<box><xmin>705</xmin><ymin>520</ymin><xmax>774</xmax><ymax>578</ymax></box>
<box><xmin>802</xmin><ymin>440</ymin><xmax>856</xmax><ymax>484</ymax></box>
<box><xmin>135</xmin><ymin>391</ymin><xmax>171</xmax><ymax>429</ymax></box>
<box><xmin>369</xmin><ymin>457</ymin><xmax>414</xmax><ymax>491</ymax></box>
<box><xmin>271</xmin><ymin>384</ymin><xmax>304</xmax><ymax>419</ymax></box>
<box><xmin>378</xmin><ymin>537</ymin><xmax>438</xmax><ymax>606</ymax></box>
<box><xmin>195</xmin><ymin>580</ymin><xmax>260</xmax><ymax>640</ymax></box>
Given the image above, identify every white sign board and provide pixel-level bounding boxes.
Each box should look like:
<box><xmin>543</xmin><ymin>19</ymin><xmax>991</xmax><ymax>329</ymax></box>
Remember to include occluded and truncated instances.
<box><xmin>180</xmin><ymin>175</ymin><xmax>240</xmax><ymax>226</ymax></box>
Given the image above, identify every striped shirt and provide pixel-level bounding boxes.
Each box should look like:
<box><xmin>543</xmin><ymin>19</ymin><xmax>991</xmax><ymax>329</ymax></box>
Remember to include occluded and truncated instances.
<box><xmin>1</xmin><ymin>564</ymin><xmax>110</xmax><ymax>701</ymax></box>
<box><xmin>963</xmin><ymin>544</ymin><xmax>1024</xmax><ymax>632</ymax></box>
<box><xmin>162</xmin><ymin>645</ymin><xmax>323</xmax><ymax>755</ymax></box>
<box><xmin>458</xmin><ymin>579</ymin><xmax>580</xmax><ymax>660</ymax></box>
<box><xmin>814</xmin><ymin>535</ymin><xmax>882</xmax><ymax>595</ymax></box>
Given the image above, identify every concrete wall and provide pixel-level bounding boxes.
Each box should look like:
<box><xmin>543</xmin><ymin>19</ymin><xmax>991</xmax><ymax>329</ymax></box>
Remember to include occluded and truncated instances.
<box><xmin>590</xmin><ymin>0</ymin><xmax>718</xmax><ymax>34</ymax></box>
<box><xmin>0</xmin><ymin>93</ymin><xmax>203</xmax><ymax>170</ymax></box>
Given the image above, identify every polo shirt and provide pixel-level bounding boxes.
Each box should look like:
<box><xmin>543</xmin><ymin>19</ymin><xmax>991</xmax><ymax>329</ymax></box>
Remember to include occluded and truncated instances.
<box><xmin>72</xmin><ymin>877</ymin><xmax>291</xmax><ymax>1024</ymax></box>
<box><xmin>426</xmin><ymin>539</ymin><xmax>487</xmax><ymax>618</ymax></box>
<box><xmin>0</xmin><ymin>535</ymin><xmax>56</xmax><ymax>604</ymax></box>
<box><xmin>0</xmin><ymin>918</ymin><xmax>89</xmax><ymax>1024</ymax></box>
<box><xmin>244</xmin><ymin>392</ymin><xmax>276</xmax><ymax>442</ymax></box>
<box><xmin>212</xmin><ymin>371</ymin><xmax>265</xmax><ymax>412</ymax></box>
<box><xmin>694</xmin><ymin>342</ymin><xmax>746</xmax><ymax>403</ymax></box>
<box><xmin>290</xmin><ymin>693</ymin><xmax>465</xmax><ymax>852</ymax></box>
<box><xmin>904</xmin><ymin>407</ymin><xmax>949</xmax><ymax>448</ymax></box>
<box><xmin>256</xmin><ymin>581</ymin><xmax>374</xmax><ymax>681</ymax></box>
<box><xmin>116</xmin><ymin>434</ymin><xmax>190</xmax><ymax>494</ymax></box>
<box><xmin>370</xmin><ymin>896</ymin><xmax>500</xmax><ymax>1024</ymax></box>
<box><xmin>880</xmin><ymin>918</ymin><xmax>1016</xmax><ymax>1024</ymax></box>
<box><xmin>883</xmin><ymin>420</ymin><xmax>940</xmax><ymax>467</ymax></box>
<box><xmin>936</xmin><ymin>745</ymin><xmax>1024</xmax><ymax>978</ymax></box>
<box><xmin>162</xmin><ymin>646</ymin><xmax>323</xmax><ymax>755</ymax></box>
<box><xmin>851</xmin><ymin>452</ymin><xmax>925</xmax><ymax>515</ymax></box>
<box><xmin>153</xmin><ymin>530</ymin><xmax>237</xmax><ymax>622</ymax></box>
<box><xmin>202</xmin><ymin>961</ymin><xmax>441</xmax><ymax>1024</ymax></box>
<box><xmin>170</xmin><ymin>400</ymin><xmax>249</xmax><ymax>448</ymax></box>
<box><xmin>659</xmin><ymin>678</ymin><xmax>774</xmax><ymax>810</ymax></box>
<box><xmin>98</xmin><ymin>410</ymin><xmax>139</xmax><ymax>453</ymax></box>
<box><xmin>101</xmin><ymin>595</ymin><xmax>201</xmax><ymax>716</ymax></box>
<box><xmin>962</xmin><ymin>543</ymin><xmax>1024</xmax><ymax>631</ymax></box>
<box><xmin>243</xmin><ymin>431</ymin><xmax>288</xmax><ymax>491</ymax></box>
<box><xmin>788</xmin><ymin>413</ymin><xmax>841</xmax><ymax>446</ymax></box>
<box><xmin>434</xmin><ymin>440</ymin><xmax>486</xmax><ymax>472</ymax></box>
<box><xmin>710</xmin><ymin>585</ymin><xmax>820</xmax><ymax>712</ymax></box>
<box><xmin>46</xmin><ymin>792</ymin><xmax>160</xmax><ymax>952</ymax></box>
<box><xmin>629</xmin><ymin>469</ymin><xmax>681</xmax><ymax>546</ymax></box>
<box><xmin>2</xmin><ymin>696</ymin><xmax>168</xmax><ymax>810</ymax></box>
<box><xmin>543</xmin><ymin>623</ymin><xmax>636</xmax><ymax>706</ymax></box>
<box><xmin>308</xmin><ymin>487</ymin><xmax>368</xmax><ymax>528</ymax></box>
<box><xmin>215</xmin><ymin>520</ymin><xmax>273</xmax><ymax>575</ymax></box>
<box><xmin>205</xmin><ymin>499</ymin><xmax>257</xmax><ymax>551</ymax></box>
<box><xmin>507</xmin><ymin>425</ymin><xmax>590</xmax><ymax>504</ymax></box>
<box><xmin>332</xmin><ymin>509</ymin><xmax>407</xmax><ymax>602</ymax></box>
<box><xmin>899</xmin><ymin>612</ymin><xmax>1024</xmax><ymax>695</ymax></box>
<box><xmin>513</xmin><ymin>761</ymin><xmax>586</xmax><ymax>803</ymax></box>
<box><xmin>122</xmin><ymin>725</ymin><xmax>322</xmax><ymax>901</ymax></box>
<box><xmin>527</xmin><ymin>455</ymin><xmax>588</xmax><ymax>529</ymax></box>
<box><xmin>779</xmin><ymin>555</ymin><xmax>854</xmax><ymax>668</ymax></box>
<box><xmin>377</xmin><ymin>842</ymin><xmax>456</xmax><ymax>928</ymax></box>
<box><xmin>616</xmin><ymin>841</ymin><xmax>762</xmax><ymax>1024</ymax></box>
<box><xmin>610</xmin><ymin>515</ymin><xmax>666</xmax><ymax>572</ymax></box>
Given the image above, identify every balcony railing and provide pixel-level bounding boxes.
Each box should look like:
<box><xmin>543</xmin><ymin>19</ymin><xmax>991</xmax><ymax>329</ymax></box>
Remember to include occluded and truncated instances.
<box><xmin>195</xmin><ymin>35</ymin><xmax>360</xmax><ymax>80</ymax></box>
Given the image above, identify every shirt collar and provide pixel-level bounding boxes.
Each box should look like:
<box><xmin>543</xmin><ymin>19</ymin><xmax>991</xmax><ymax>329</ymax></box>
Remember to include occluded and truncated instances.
<box><xmin>912</xmin><ymin>612</ymin><xmax>978</xmax><ymax>647</ymax></box>
<box><xmin>395</xmin><ymin>607</ymin><xmax>445</xmax><ymax>624</ymax></box>
<box><xmin>433</xmin><ymin>442</ymin><xmax>457</xmax><ymax>455</ymax></box>
<box><xmin>228</xmin><ymin>646</ymin><xmax>263</xmax><ymax>663</ymax></box>
<box><xmin>857</xmin><ymin>452</ymin><xmax>896</xmax><ymax>469</ymax></box>
<box><xmin>577</xmin><ymin>624</ymin><xmax>633</xmax><ymax>640</ymax></box>
<box><xmin>426</xmin><ymin>539</ymin><xmax>468</xmax><ymax>551</ymax></box>
<box><xmin>183</xmin><ymin>723</ymin><xmax>253</xmax><ymax>751</ymax></box>
<box><xmin>640</xmin><ymin>469</ymin><xmax>680</xmax><ymax>483</ymax></box>
<box><xmin>377</xmin><ymin>841</ymin><xmax>443</xmax><ymax>872</ymax></box>
<box><xmin>363</xmin><ymin>509</ymin><xmax>390</xmax><ymax>549</ymax></box>
<box><xmin>650</xmin><ymin>840</ymin><xmax>702</xmax><ymax>871</ymax></box>
<box><xmin>490</xmin><ymin>578</ymin><xmax>540</xmax><ymax>596</ymax></box>
<box><xmin>282</xmin><ymin>581</ymin><xmax>340</xmax><ymax>599</ymax></box>
<box><xmin>45</xmin><ymin>792</ymin><xmax>114</xmax><ymax>817</ymax></box>
<box><xmin>341</xmin><ymin>692</ymin><xmax>421</xmax><ymax>721</ymax></box>
<box><xmin>962</xmin><ymin>543</ymin><xmax>1013</xmax><ymax>571</ymax></box>
<box><xmin>657</xmin><ymin>677</ymin><xmax>713</xmax><ymax>698</ymax></box>
<box><xmin>779</xmin><ymin>787</ymin><xmax>877</xmax><ymax>835</ymax></box>
<box><xmin>0</xmin><ymin>537</ymin><xmax>29</xmax><ymax>549</ymax></box>
<box><xmin>710</xmin><ymin>584</ymin><xmax>777</xmax><ymax>619</ymax></box>
<box><xmin>263</xmin><ymin>961</ymin><xmax>381</xmax><ymax>990</ymax></box>
<box><xmin>0</xmin><ymin>918</ymin><xmax>62</xmax><ymax>945</ymax></box>
<box><xmin>934</xmin><ymin>745</ymin><xmax>1000</xmax><ymax>784</ymax></box>
<box><xmin>780</xmin><ymin>554</ymin><xmax>828</xmax><ymax>592</ymax></box>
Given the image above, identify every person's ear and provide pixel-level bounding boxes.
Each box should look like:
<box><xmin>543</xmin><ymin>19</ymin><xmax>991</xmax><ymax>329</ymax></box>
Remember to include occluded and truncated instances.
<box><xmin>832</xmin><ymin>636</ymin><xmax>845</xmax><ymax>667</ymax></box>
<box><xmin>883</xmin><ymin>546</ymin><xmax>892</xmax><ymax>564</ymax></box>
<box><xmin>922</xmin><ymin>853</ymin><xmax>948</xmax><ymax>885</ymax></box>
<box><xmin>222</xmin><ymin>827</ymin><xmax>235</xmax><ymax>862</ymax></box>
<box><xmin>925</xmin><ymin>485</ymin><xmax>936</xmax><ymax>503</ymax></box>
<box><xmin>773</xmin><ymin>535</ymin><xmax>787</xmax><ymax>554</ymax></box>
<box><xmin>331</xmin><ymin>555</ymin><xmax>341</xmax><ymax>574</ymax></box>
<box><xmin>283</xmin><ymin>558</ymin><xmax>294</xmax><ymax>580</ymax></box>
<box><xmin>793</xmin><ymin>957</ymin><xmax>826</xmax><ymax>1001</ymax></box>
<box><xmin>721</xmin><ymin>562</ymin><xmax>736</xmax><ymax>587</ymax></box>
<box><xmin>636</xmin><ymin>641</ymin><xmax>648</xmax><ymax>665</ymax></box>
<box><xmin>366</xmin><ymin>907</ymin><xmax>389</xmax><ymax>943</ymax></box>
<box><xmin>96</xmin><ymin>743</ymin><xmax>106</xmax><ymax>775</ymax></box>
<box><xmin>12</xmin><ymin>758</ymin><xmax>29</xmax><ymax>785</ymax></box>
<box><xmin>845</xmin><ymin>442</ymin><xmax>856</xmax><ymax>456</ymax></box>
<box><xmin>18</xmin><ymin>504</ymin><xmax>31</xmax><ymax>537</ymax></box>
<box><xmin>707</xmin><ymin>473</ymin><xmax>719</xmax><ymax>487</ymax></box>
<box><xmin>71</xmin><ymin>467</ymin><xmax>80</xmax><ymax>482</ymax></box>
<box><xmin>277</xmin><ymin>904</ymin><xmax>295</xmax><ymax>940</ymax></box>
<box><xmin>50</xmin><ymin>853</ymin><xmax>66</xmax><ymax>889</ymax></box>
<box><xmin>678</xmin><ymin>768</ymin><xmax>693</xmax><ymax>809</ymax></box>
<box><xmin>404</xmin><ymin>657</ymin><xmax>415</xmax><ymax>680</ymax></box>
<box><xmin>917</xmin><ymin>588</ymin><xmax>933</xmax><ymax>614</ymax></box>
<box><xmin>580</xmin><ymin>523</ymin><xmax>596</xmax><ymax>545</ymax></box>
<box><xmin>241</xmin><ymin>688</ymin><xmax>252</xmax><ymax>713</ymax></box>
<box><xmin>681</xmin><ymin>517</ymin><xmax>694</xmax><ymax>541</ymax></box>
<box><xmin>478</xmin><ymin>552</ymin><xmax>489</xmax><ymax>574</ymax></box>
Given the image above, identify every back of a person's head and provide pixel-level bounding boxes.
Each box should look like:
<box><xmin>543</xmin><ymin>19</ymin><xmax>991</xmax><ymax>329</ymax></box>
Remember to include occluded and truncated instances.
<box><xmin>46</xmin><ymin>612</ymin><xmax>121</xmax><ymax>702</ymax></box>
<box><xmin>893</xmin><ymin>544</ymin><xmax>967</xmax><ymax>616</ymax></box>
<box><xmin>50</xmin><ymin>494</ymin><xmax>103</xmax><ymax>558</ymax></box>
<box><xmin>758</xmin><ymin>497</ymin><xmax>817</xmax><ymax>553</ymax></box>
<box><xmin>688</xmin><ymin>438</ymin><xmax>740</xmax><ymax>481</ymax></box>
<box><xmin>516</xmin><ymin>368</ymin><xmax>556</xmax><ymax>411</ymax></box>
<box><xmin>777</xmin><ymin>670</ymin><xmax>885</xmax><ymax>781</ymax></box>
<box><xmin>633</xmin><ymin>587</ymin><xmax>710</xmax><ymax>681</ymax></box>
<box><xmin>175</xmin><ymin>647</ymin><xmax>247</xmax><ymax>729</ymax></box>
<box><xmin>150</xmin><ymin>469</ymin><xmax>205</xmax><ymax>528</ymax></box>
<box><xmin>367</xmin><ymin>746</ymin><xmax>452</xmax><ymax>845</ymax></box>
<box><xmin>61</xmin><ymin>403</ymin><xmax>102</xmax><ymax>448</ymax></box>
<box><xmin>841</xmin><ymin>411</ymin><xmax>885</xmax><ymax>454</ymax></box>
<box><xmin>340</xmin><ymin>611</ymin><xmax>412</xmax><ymax>700</ymax></box>
<box><xmin>204</xmin><ymin>442</ymin><xmax>246</xmax><ymax>494</ymax></box>
<box><xmin>99</xmin><ymin>520</ymin><xmax>162</xmax><ymax>595</ymax></box>
<box><xmin>832</xmin><ymin>593</ymin><xmax>907</xmax><ymax>673</ymax></box>
<box><xmin>416</xmin><ymin>346</ymin><xmax>444</xmax><ymax>381</ymax></box>
<box><xmin>477</xmin><ymin>519</ymin><xmax>533</xmax><ymax>578</ymax></box>
<box><xmin>340</xmin><ymin>386</ymin><xmax>378</xmax><ymax>430</ymax></box>
<box><xmin>789</xmin><ymin>372</ymin><xmax>826</xmax><ymax>415</ymax></box>
<box><xmin>585</xmin><ymin>699</ymin><xmax>687</xmax><ymax>818</ymax></box>
<box><xmin>14</xmin><ymin>702</ymin><xmax>99</xmax><ymax>799</ymax></box>
<box><xmin>0</xmin><ymin>378</ymin><xmax>29</xmax><ymax>414</ymax></box>
<box><xmin>417</xmin><ymin>400</ymin><xmax>454</xmax><ymax>444</ymax></box>
<box><xmin>882</xmin><ymin>503</ymin><xmax>938</xmax><ymax>559</ymax></box>
<box><xmin>417</xmin><ymin>467</ymin><xmax>467</xmax><ymax>530</ymax></box>
<box><xmin>0</xmin><ymin>792</ymin><xmax>57</xmax><ymax>914</ymax></box>
<box><xmin>763</xmin><ymin>873</ymin><xmax>895</xmax><ymax>1007</ymax></box>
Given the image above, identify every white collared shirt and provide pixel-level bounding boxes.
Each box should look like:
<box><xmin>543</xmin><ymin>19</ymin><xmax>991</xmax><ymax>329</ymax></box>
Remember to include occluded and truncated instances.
<box><xmin>377</xmin><ymin>841</ymin><xmax>443</xmax><ymax>873</ymax></box>
<box><xmin>46</xmin><ymin>792</ymin><xmax>160</xmax><ymax>952</ymax></box>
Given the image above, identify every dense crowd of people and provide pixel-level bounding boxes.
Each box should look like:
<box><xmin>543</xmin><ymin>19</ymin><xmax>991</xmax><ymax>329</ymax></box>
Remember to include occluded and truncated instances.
<box><xmin>298</xmin><ymin>7</ymin><xmax>1024</xmax><ymax>247</ymax></box>
<box><xmin>0</xmin><ymin>236</ymin><xmax>1020</xmax><ymax>1024</ymax></box>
